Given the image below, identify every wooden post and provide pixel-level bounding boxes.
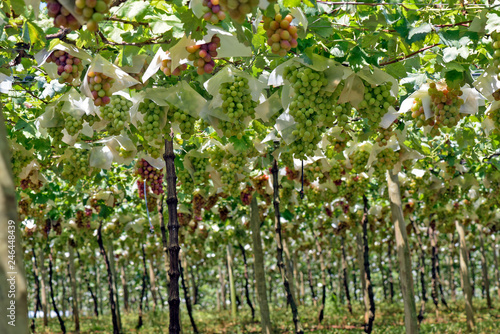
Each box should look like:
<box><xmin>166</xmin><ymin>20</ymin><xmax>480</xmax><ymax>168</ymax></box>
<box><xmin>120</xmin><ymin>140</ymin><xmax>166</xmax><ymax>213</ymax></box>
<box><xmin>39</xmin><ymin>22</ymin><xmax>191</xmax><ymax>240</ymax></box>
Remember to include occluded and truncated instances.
<box><xmin>456</xmin><ymin>221</ymin><xmax>475</xmax><ymax>331</ymax></box>
<box><xmin>387</xmin><ymin>171</ymin><xmax>418</xmax><ymax>334</ymax></box>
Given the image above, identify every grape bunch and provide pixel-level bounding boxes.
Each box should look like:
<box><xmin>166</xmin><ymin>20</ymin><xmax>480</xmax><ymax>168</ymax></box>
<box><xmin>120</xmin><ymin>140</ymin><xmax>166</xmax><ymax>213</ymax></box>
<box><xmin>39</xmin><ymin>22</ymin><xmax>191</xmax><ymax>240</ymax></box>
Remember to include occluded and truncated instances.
<box><xmin>334</xmin><ymin>103</ymin><xmax>353</xmax><ymax>129</ymax></box>
<box><xmin>61</xmin><ymin>148</ymin><xmax>90</xmax><ymax>185</ymax></box>
<box><xmin>64</xmin><ymin>113</ymin><xmax>83</xmax><ymax>136</ymax></box>
<box><xmin>239</xmin><ymin>185</ymin><xmax>254</xmax><ymax>205</ymax></box>
<box><xmin>208</xmin><ymin>146</ymin><xmax>225</xmax><ymax>169</ymax></box>
<box><xmin>177</xmin><ymin>168</ymin><xmax>194</xmax><ymax>195</ymax></box>
<box><xmin>75</xmin><ymin>0</ymin><xmax>111</xmax><ymax>32</ymax></box>
<box><xmin>46</xmin><ymin>0</ymin><xmax>81</xmax><ymax>30</ymax></box>
<box><xmin>46</xmin><ymin>50</ymin><xmax>84</xmax><ymax>84</ymax></box>
<box><xmin>202</xmin><ymin>0</ymin><xmax>226</xmax><ymax>24</ymax></box>
<box><xmin>135</xmin><ymin>159</ymin><xmax>164</xmax><ymax>199</ymax></box>
<box><xmin>372</xmin><ymin>148</ymin><xmax>399</xmax><ymax>178</ymax></box>
<box><xmin>349</xmin><ymin>150</ymin><xmax>370</xmax><ymax>174</ymax></box>
<box><xmin>166</xmin><ymin>104</ymin><xmax>197</xmax><ymax>140</ymax></box>
<box><xmin>492</xmin><ymin>30</ymin><xmax>500</xmax><ymax>76</ymax></box>
<box><xmin>326</xmin><ymin>131</ymin><xmax>349</xmax><ymax>157</ymax></box>
<box><xmin>19</xmin><ymin>171</ymin><xmax>43</xmax><ymax>191</ymax></box>
<box><xmin>344</xmin><ymin>175</ymin><xmax>369</xmax><ymax>202</ymax></box>
<box><xmin>218</xmin><ymin>76</ymin><xmax>257</xmax><ymax>138</ymax></box>
<box><xmin>375</xmin><ymin>124</ymin><xmax>395</xmax><ymax>147</ymax></box>
<box><xmin>186</xmin><ymin>35</ymin><xmax>221</xmax><ymax>75</ymax></box>
<box><xmin>410</xmin><ymin>98</ymin><xmax>433</xmax><ymax>127</ymax></box>
<box><xmin>101</xmin><ymin>95</ymin><xmax>132</xmax><ymax>135</ymax></box>
<box><xmin>329</xmin><ymin>160</ymin><xmax>344</xmax><ymax>182</ymax></box>
<box><xmin>219</xmin><ymin>0</ymin><xmax>258</xmax><ymax>23</ymax></box>
<box><xmin>356</xmin><ymin>81</ymin><xmax>396</xmax><ymax>128</ymax></box>
<box><xmin>10</xmin><ymin>149</ymin><xmax>32</xmax><ymax>181</ymax></box>
<box><xmin>303</xmin><ymin>161</ymin><xmax>326</xmax><ymax>183</ymax></box>
<box><xmin>263</xmin><ymin>14</ymin><xmax>298</xmax><ymax>56</ymax></box>
<box><xmin>82</xmin><ymin>113</ymin><xmax>100</xmax><ymax>126</ymax></box>
<box><xmin>160</xmin><ymin>57</ymin><xmax>188</xmax><ymax>77</ymax></box>
<box><xmin>192</xmin><ymin>192</ymin><xmax>206</xmax><ymax>219</ymax></box>
<box><xmin>88</xmin><ymin>71</ymin><xmax>114</xmax><ymax>106</ymax></box>
<box><xmin>487</xmin><ymin>105</ymin><xmax>500</xmax><ymax>131</ymax></box>
<box><xmin>137</xmin><ymin>100</ymin><xmax>165</xmax><ymax>158</ymax></box>
<box><xmin>428</xmin><ymin>82</ymin><xmax>464</xmax><ymax>128</ymax></box>
<box><xmin>283</xmin><ymin>65</ymin><xmax>331</xmax><ymax>158</ymax></box>
<box><xmin>190</xmin><ymin>156</ymin><xmax>210</xmax><ymax>186</ymax></box>
<box><xmin>220</xmin><ymin>154</ymin><xmax>247</xmax><ymax>195</ymax></box>
<box><xmin>204</xmin><ymin>194</ymin><xmax>219</xmax><ymax>211</ymax></box>
<box><xmin>75</xmin><ymin>210</ymin><xmax>90</xmax><ymax>229</ymax></box>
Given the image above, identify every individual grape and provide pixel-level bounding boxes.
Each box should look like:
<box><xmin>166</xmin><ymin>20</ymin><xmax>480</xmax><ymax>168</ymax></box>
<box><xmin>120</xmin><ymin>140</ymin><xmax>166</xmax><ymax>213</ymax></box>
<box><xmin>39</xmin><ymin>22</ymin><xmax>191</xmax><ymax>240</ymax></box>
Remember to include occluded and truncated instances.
<box><xmin>166</xmin><ymin>104</ymin><xmax>197</xmax><ymax>140</ymax></box>
<box><xmin>372</xmin><ymin>148</ymin><xmax>399</xmax><ymax>178</ymax></box>
<box><xmin>137</xmin><ymin>99</ymin><xmax>165</xmax><ymax>158</ymax></box>
<box><xmin>218</xmin><ymin>76</ymin><xmax>257</xmax><ymax>138</ymax></box>
<box><xmin>45</xmin><ymin>50</ymin><xmax>85</xmax><ymax>85</ymax></box>
<box><xmin>64</xmin><ymin>113</ymin><xmax>84</xmax><ymax>136</ymax></box>
<box><xmin>45</xmin><ymin>0</ymin><xmax>82</xmax><ymax>30</ymax></box>
<box><xmin>135</xmin><ymin>159</ymin><xmax>164</xmax><ymax>199</ymax></box>
<box><xmin>87</xmin><ymin>71</ymin><xmax>114</xmax><ymax>106</ymax></box>
<box><xmin>186</xmin><ymin>35</ymin><xmax>221</xmax><ymax>75</ymax></box>
<box><xmin>160</xmin><ymin>57</ymin><xmax>188</xmax><ymax>77</ymax></box>
<box><xmin>349</xmin><ymin>150</ymin><xmax>370</xmax><ymax>174</ymax></box>
<box><xmin>219</xmin><ymin>0</ymin><xmax>258</xmax><ymax>23</ymax></box>
<box><xmin>101</xmin><ymin>95</ymin><xmax>132</xmax><ymax>135</ymax></box>
<box><xmin>61</xmin><ymin>148</ymin><xmax>91</xmax><ymax>185</ymax></box>
<box><xmin>74</xmin><ymin>0</ymin><xmax>111</xmax><ymax>31</ymax></box>
<box><xmin>356</xmin><ymin>80</ymin><xmax>396</xmax><ymax>128</ymax></box>
<box><xmin>201</xmin><ymin>0</ymin><xmax>226</xmax><ymax>24</ymax></box>
<box><xmin>263</xmin><ymin>14</ymin><xmax>298</xmax><ymax>56</ymax></box>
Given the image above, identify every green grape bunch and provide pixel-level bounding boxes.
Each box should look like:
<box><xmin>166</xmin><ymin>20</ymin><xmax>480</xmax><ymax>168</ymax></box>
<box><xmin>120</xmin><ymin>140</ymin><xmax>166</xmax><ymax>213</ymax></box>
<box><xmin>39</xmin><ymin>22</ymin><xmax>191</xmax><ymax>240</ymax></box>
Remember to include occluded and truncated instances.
<box><xmin>220</xmin><ymin>153</ymin><xmax>247</xmax><ymax>195</ymax></box>
<box><xmin>11</xmin><ymin>149</ymin><xmax>32</xmax><ymax>183</ymax></box>
<box><xmin>167</xmin><ymin>104</ymin><xmax>198</xmax><ymax>140</ymax></box>
<box><xmin>283</xmin><ymin>65</ymin><xmax>330</xmax><ymax>159</ymax></box>
<box><xmin>492</xmin><ymin>30</ymin><xmax>500</xmax><ymax>76</ymax></box>
<box><xmin>218</xmin><ymin>76</ymin><xmax>257</xmax><ymax>139</ymax></box>
<box><xmin>372</xmin><ymin>148</ymin><xmax>399</xmax><ymax>178</ymax></box>
<box><xmin>101</xmin><ymin>95</ymin><xmax>132</xmax><ymax>135</ymax></box>
<box><xmin>357</xmin><ymin>81</ymin><xmax>396</xmax><ymax>128</ymax></box>
<box><xmin>64</xmin><ymin>113</ymin><xmax>83</xmax><ymax>136</ymax></box>
<box><xmin>177</xmin><ymin>168</ymin><xmax>194</xmax><ymax>195</ymax></box>
<box><xmin>375</xmin><ymin>124</ymin><xmax>395</xmax><ymax>147</ymax></box>
<box><xmin>349</xmin><ymin>150</ymin><xmax>370</xmax><ymax>174</ymax></box>
<box><xmin>138</xmin><ymin>99</ymin><xmax>165</xmax><ymax>158</ymax></box>
<box><xmin>190</xmin><ymin>156</ymin><xmax>210</xmax><ymax>186</ymax></box>
<box><xmin>61</xmin><ymin>148</ymin><xmax>91</xmax><ymax>185</ymax></box>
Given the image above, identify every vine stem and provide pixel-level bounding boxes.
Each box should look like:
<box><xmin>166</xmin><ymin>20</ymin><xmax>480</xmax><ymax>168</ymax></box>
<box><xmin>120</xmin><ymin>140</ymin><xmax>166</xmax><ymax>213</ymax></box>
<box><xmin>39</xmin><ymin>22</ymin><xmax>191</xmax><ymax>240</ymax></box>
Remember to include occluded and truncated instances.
<box><xmin>163</xmin><ymin>135</ymin><xmax>181</xmax><ymax>334</ymax></box>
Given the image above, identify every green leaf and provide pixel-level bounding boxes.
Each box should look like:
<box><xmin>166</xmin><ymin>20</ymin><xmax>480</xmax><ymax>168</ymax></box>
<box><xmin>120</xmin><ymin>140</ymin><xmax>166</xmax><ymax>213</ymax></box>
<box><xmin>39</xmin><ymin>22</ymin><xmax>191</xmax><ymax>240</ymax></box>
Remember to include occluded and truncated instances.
<box><xmin>408</xmin><ymin>23</ymin><xmax>432</xmax><ymax>43</ymax></box>
<box><xmin>384</xmin><ymin>62</ymin><xmax>407</xmax><ymax>79</ymax></box>
<box><xmin>283</xmin><ymin>0</ymin><xmax>301</xmax><ymax>8</ymax></box>
<box><xmin>229</xmin><ymin>136</ymin><xmax>251</xmax><ymax>152</ymax></box>
<box><xmin>282</xmin><ymin>209</ymin><xmax>294</xmax><ymax>221</ymax></box>
<box><xmin>303</xmin><ymin>0</ymin><xmax>316</xmax><ymax>7</ymax></box>
<box><xmin>115</xmin><ymin>1</ymin><xmax>151</xmax><ymax>21</ymax></box>
<box><xmin>442</xmin><ymin>47</ymin><xmax>458</xmax><ymax>63</ymax></box>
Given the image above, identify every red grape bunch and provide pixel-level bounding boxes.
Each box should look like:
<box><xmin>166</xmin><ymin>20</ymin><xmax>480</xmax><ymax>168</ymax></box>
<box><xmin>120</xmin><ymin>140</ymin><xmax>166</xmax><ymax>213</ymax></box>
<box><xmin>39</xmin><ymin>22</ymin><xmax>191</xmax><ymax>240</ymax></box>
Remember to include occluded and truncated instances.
<box><xmin>46</xmin><ymin>0</ymin><xmax>81</xmax><ymax>30</ymax></box>
<box><xmin>202</xmin><ymin>0</ymin><xmax>226</xmax><ymax>24</ymax></box>
<box><xmin>74</xmin><ymin>0</ymin><xmax>111</xmax><ymax>32</ymax></box>
<box><xmin>264</xmin><ymin>14</ymin><xmax>298</xmax><ymax>56</ymax></box>
<box><xmin>160</xmin><ymin>57</ymin><xmax>188</xmax><ymax>77</ymax></box>
<box><xmin>135</xmin><ymin>159</ymin><xmax>164</xmax><ymax>199</ymax></box>
<box><xmin>240</xmin><ymin>185</ymin><xmax>254</xmax><ymax>205</ymax></box>
<box><xmin>46</xmin><ymin>50</ymin><xmax>84</xmax><ymax>84</ymax></box>
<box><xmin>19</xmin><ymin>171</ymin><xmax>43</xmax><ymax>191</ymax></box>
<box><xmin>219</xmin><ymin>0</ymin><xmax>258</xmax><ymax>23</ymax></box>
<box><xmin>186</xmin><ymin>35</ymin><xmax>221</xmax><ymax>75</ymax></box>
<box><xmin>87</xmin><ymin>71</ymin><xmax>114</xmax><ymax>106</ymax></box>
